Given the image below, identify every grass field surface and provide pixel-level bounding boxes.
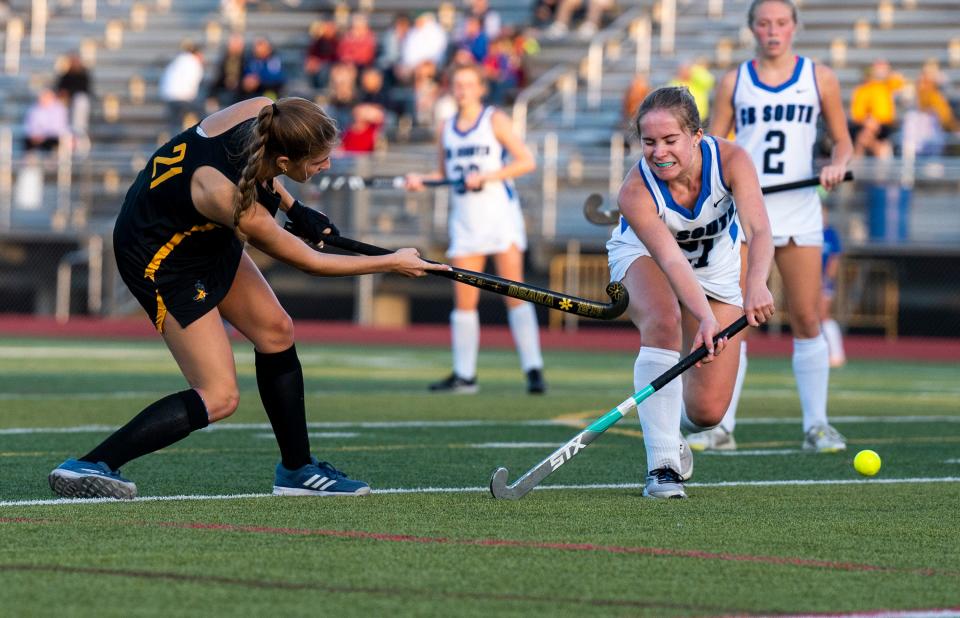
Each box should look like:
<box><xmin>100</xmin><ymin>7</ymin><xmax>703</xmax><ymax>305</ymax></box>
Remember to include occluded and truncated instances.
<box><xmin>1</xmin><ymin>337</ymin><xmax>958</xmax><ymax>617</ymax></box>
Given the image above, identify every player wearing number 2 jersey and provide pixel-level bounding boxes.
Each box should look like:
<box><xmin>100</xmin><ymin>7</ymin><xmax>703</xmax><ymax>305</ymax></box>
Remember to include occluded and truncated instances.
<box><xmin>406</xmin><ymin>64</ymin><xmax>545</xmax><ymax>395</ymax></box>
<box><xmin>703</xmin><ymin>0</ymin><xmax>854</xmax><ymax>454</ymax></box>
<box><xmin>607</xmin><ymin>86</ymin><xmax>774</xmax><ymax>499</ymax></box>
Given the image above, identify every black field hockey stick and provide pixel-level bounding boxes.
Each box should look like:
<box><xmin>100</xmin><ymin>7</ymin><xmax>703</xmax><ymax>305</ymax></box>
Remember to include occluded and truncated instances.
<box><xmin>300</xmin><ymin>232</ymin><xmax>629</xmax><ymax>320</ymax></box>
<box><xmin>314</xmin><ymin>175</ymin><xmax>462</xmax><ymax>192</ymax></box>
<box><xmin>583</xmin><ymin>171</ymin><xmax>855</xmax><ymax>225</ymax></box>
<box><xmin>489</xmin><ymin>315</ymin><xmax>750</xmax><ymax>500</ymax></box>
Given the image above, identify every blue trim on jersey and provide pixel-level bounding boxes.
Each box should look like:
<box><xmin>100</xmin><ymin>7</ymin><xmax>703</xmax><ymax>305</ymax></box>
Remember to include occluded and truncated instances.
<box><xmin>619</xmin><ymin>215</ymin><xmax>628</xmax><ymax>234</ymax></box>
<box><xmin>503</xmin><ymin>180</ymin><xmax>515</xmax><ymax>201</ymax></box>
<box><xmin>732</xmin><ymin>67</ymin><xmax>742</xmax><ymax>132</ymax></box>
<box><xmin>811</xmin><ymin>59</ymin><xmax>822</xmax><ymax>103</ymax></box>
<box><xmin>651</xmin><ymin>140</ymin><xmax>712</xmax><ymax>220</ymax></box>
<box><xmin>712</xmin><ymin>136</ymin><xmax>732</xmax><ymax>192</ymax></box>
<box><xmin>452</xmin><ymin>106</ymin><xmax>488</xmax><ymax>137</ymax></box>
<box><xmin>747</xmin><ymin>56</ymin><xmax>804</xmax><ymax>93</ymax></box>
<box><xmin>729</xmin><ymin>220</ymin><xmax>739</xmax><ymax>242</ymax></box>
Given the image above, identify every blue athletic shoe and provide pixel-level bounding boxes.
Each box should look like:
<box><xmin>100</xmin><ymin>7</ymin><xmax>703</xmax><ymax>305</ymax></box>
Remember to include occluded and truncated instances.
<box><xmin>48</xmin><ymin>459</ymin><xmax>137</xmax><ymax>500</ymax></box>
<box><xmin>273</xmin><ymin>457</ymin><xmax>371</xmax><ymax>496</ymax></box>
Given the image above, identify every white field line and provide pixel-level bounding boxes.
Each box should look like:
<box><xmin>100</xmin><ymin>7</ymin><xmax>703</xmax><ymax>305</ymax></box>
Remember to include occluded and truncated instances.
<box><xmin>0</xmin><ymin>346</ymin><xmax>431</xmax><ymax>368</ymax></box>
<box><xmin>776</xmin><ymin>610</ymin><xmax>960</xmax><ymax>618</ymax></box>
<box><xmin>946</xmin><ymin>459</ymin><xmax>960</xmax><ymax>464</ymax></box>
<box><xmin>2</xmin><ymin>415</ymin><xmax>958</xmax><ymax>436</ymax></box>
<box><xmin>2</xmin><ymin>477</ymin><xmax>960</xmax><ymax>507</ymax></box>
<box><xmin>699</xmin><ymin>449</ymin><xmax>802</xmax><ymax>456</ymax></box>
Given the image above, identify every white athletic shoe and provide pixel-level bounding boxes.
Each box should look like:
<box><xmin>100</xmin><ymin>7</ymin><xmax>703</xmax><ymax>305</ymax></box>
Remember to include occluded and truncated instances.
<box><xmin>643</xmin><ymin>468</ymin><xmax>687</xmax><ymax>499</ymax></box>
<box><xmin>802</xmin><ymin>424</ymin><xmax>847</xmax><ymax>453</ymax></box>
<box><xmin>679</xmin><ymin>434</ymin><xmax>693</xmax><ymax>481</ymax></box>
<box><xmin>686</xmin><ymin>426</ymin><xmax>737</xmax><ymax>452</ymax></box>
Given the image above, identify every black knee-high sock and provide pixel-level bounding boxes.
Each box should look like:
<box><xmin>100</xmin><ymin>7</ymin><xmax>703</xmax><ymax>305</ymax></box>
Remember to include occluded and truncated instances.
<box><xmin>81</xmin><ymin>390</ymin><xmax>209</xmax><ymax>470</ymax></box>
<box><xmin>256</xmin><ymin>344</ymin><xmax>311</xmax><ymax>470</ymax></box>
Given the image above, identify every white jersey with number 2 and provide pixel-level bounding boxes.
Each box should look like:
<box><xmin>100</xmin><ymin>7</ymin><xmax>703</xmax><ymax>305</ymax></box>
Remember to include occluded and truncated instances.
<box><xmin>442</xmin><ymin>106</ymin><xmax>526</xmax><ymax>258</ymax></box>
<box><xmin>732</xmin><ymin>55</ymin><xmax>822</xmax><ymax>238</ymax></box>
<box><xmin>607</xmin><ymin>136</ymin><xmax>743</xmax><ymax>307</ymax></box>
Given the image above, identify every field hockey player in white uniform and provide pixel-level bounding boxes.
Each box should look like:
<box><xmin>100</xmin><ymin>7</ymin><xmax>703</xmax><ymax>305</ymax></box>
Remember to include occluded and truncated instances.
<box><xmin>705</xmin><ymin>0</ymin><xmax>853</xmax><ymax>453</ymax></box>
<box><xmin>406</xmin><ymin>64</ymin><xmax>544</xmax><ymax>395</ymax></box>
<box><xmin>608</xmin><ymin>86</ymin><xmax>775</xmax><ymax>498</ymax></box>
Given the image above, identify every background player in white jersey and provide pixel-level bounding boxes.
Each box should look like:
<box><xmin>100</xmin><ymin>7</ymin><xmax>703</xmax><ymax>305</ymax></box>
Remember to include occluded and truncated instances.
<box><xmin>702</xmin><ymin>0</ymin><xmax>854</xmax><ymax>453</ymax></box>
<box><xmin>608</xmin><ymin>86</ymin><xmax>775</xmax><ymax>498</ymax></box>
<box><xmin>406</xmin><ymin>64</ymin><xmax>544</xmax><ymax>394</ymax></box>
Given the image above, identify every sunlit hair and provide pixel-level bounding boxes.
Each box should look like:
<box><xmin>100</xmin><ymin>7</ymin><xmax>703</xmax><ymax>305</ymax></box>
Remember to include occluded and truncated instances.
<box><xmin>747</xmin><ymin>0</ymin><xmax>798</xmax><ymax>26</ymax></box>
<box><xmin>233</xmin><ymin>97</ymin><xmax>338</xmax><ymax>228</ymax></box>
<box><xmin>633</xmin><ymin>86</ymin><xmax>701</xmax><ymax>139</ymax></box>
<box><xmin>451</xmin><ymin>62</ymin><xmax>487</xmax><ymax>90</ymax></box>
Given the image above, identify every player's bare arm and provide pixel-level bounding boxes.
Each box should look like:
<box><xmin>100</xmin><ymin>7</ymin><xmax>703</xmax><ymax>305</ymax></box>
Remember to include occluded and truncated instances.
<box><xmin>814</xmin><ymin>63</ymin><xmax>853</xmax><ymax>189</ymax></box>
<box><xmin>718</xmin><ymin>140</ymin><xmax>776</xmax><ymax>326</ymax></box>
<box><xmin>708</xmin><ymin>69</ymin><xmax>739</xmax><ymax>138</ymax></box>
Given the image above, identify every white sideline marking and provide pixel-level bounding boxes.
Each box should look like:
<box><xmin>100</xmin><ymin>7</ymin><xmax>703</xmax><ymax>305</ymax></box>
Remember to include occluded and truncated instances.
<box><xmin>945</xmin><ymin>459</ymin><xmax>960</xmax><ymax>464</ymax></box>
<box><xmin>2</xmin><ymin>477</ymin><xmax>959</xmax><ymax>507</ymax></box>
<box><xmin>778</xmin><ymin>610</ymin><xmax>960</xmax><ymax>618</ymax></box>
<box><xmin>699</xmin><ymin>449</ymin><xmax>802</xmax><ymax>456</ymax></box>
<box><xmin>2</xmin><ymin>415</ymin><xmax>958</xmax><ymax>436</ymax></box>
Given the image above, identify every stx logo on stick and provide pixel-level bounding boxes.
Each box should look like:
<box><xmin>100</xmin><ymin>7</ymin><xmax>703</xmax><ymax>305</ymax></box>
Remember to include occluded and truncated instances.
<box><xmin>549</xmin><ymin>435</ymin><xmax>586</xmax><ymax>470</ymax></box>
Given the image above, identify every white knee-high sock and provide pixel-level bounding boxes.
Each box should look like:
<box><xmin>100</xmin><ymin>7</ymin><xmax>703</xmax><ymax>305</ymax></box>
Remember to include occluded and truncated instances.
<box><xmin>451</xmin><ymin>310</ymin><xmax>480</xmax><ymax>379</ymax></box>
<box><xmin>821</xmin><ymin>319</ymin><xmax>845</xmax><ymax>362</ymax></box>
<box><xmin>718</xmin><ymin>341</ymin><xmax>747</xmax><ymax>433</ymax></box>
<box><xmin>793</xmin><ymin>335</ymin><xmax>830</xmax><ymax>432</ymax></box>
<box><xmin>507</xmin><ymin>304</ymin><xmax>543</xmax><ymax>371</ymax></box>
<box><xmin>634</xmin><ymin>347</ymin><xmax>682</xmax><ymax>472</ymax></box>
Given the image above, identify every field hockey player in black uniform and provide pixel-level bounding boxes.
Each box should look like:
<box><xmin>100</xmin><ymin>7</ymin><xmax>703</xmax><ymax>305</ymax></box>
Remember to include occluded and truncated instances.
<box><xmin>48</xmin><ymin>96</ymin><xmax>447</xmax><ymax>499</ymax></box>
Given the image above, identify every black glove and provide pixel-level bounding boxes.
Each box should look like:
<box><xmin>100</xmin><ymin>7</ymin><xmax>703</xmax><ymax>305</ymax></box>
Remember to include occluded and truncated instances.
<box><xmin>256</xmin><ymin>181</ymin><xmax>283</xmax><ymax>217</ymax></box>
<box><xmin>284</xmin><ymin>200</ymin><xmax>340</xmax><ymax>243</ymax></box>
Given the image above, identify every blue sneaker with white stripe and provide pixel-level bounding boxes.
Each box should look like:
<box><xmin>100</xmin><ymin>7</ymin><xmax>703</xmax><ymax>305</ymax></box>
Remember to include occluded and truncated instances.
<box><xmin>48</xmin><ymin>459</ymin><xmax>138</xmax><ymax>500</ymax></box>
<box><xmin>273</xmin><ymin>457</ymin><xmax>371</xmax><ymax>496</ymax></box>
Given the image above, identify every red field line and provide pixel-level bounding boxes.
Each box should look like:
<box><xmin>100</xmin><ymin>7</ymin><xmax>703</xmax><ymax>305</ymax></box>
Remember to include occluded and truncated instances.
<box><xmin>3</xmin><ymin>517</ymin><xmax>956</xmax><ymax>579</ymax></box>
<box><xmin>1</xmin><ymin>315</ymin><xmax>959</xmax><ymax>360</ymax></box>
<box><xmin>0</xmin><ymin>563</ymin><xmax>722</xmax><ymax>611</ymax></box>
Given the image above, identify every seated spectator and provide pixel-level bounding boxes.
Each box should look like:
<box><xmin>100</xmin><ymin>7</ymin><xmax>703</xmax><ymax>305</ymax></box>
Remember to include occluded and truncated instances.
<box><xmin>304</xmin><ymin>18</ymin><xmax>339</xmax><ymax>90</ymax></box>
<box><xmin>208</xmin><ymin>33</ymin><xmax>246</xmax><ymax>107</ymax></box>
<box><xmin>916</xmin><ymin>58</ymin><xmax>959</xmax><ymax>134</ymax></box>
<box><xmin>467</xmin><ymin>0</ymin><xmax>501</xmax><ymax>40</ymax></box>
<box><xmin>158</xmin><ymin>40</ymin><xmax>205</xmax><ymax>134</ymax></box>
<box><xmin>23</xmin><ymin>88</ymin><xmax>70</xmax><ymax>152</ymax></box>
<box><xmin>337</xmin><ymin>13</ymin><xmax>377</xmax><ymax>70</ymax></box>
<box><xmin>55</xmin><ymin>52</ymin><xmax>93</xmax><ymax>144</ymax></box>
<box><xmin>545</xmin><ymin>0</ymin><xmax>614</xmax><ymax>39</ymax></box>
<box><xmin>400</xmin><ymin>12</ymin><xmax>448</xmax><ymax>84</ymax></box>
<box><xmin>455</xmin><ymin>15</ymin><xmax>489</xmax><ymax>64</ymax></box>
<box><xmin>377</xmin><ymin>13</ymin><xmax>411</xmax><ymax>89</ymax></box>
<box><xmin>412</xmin><ymin>60</ymin><xmax>441</xmax><ymax>128</ymax></box>
<box><xmin>850</xmin><ymin>58</ymin><xmax>905</xmax><ymax>159</ymax></box>
<box><xmin>532</xmin><ymin>0</ymin><xmax>559</xmax><ymax>29</ymax></box>
<box><xmin>325</xmin><ymin>62</ymin><xmax>358</xmax><ymax>132</ymax></box>
<box><xmin>340</xmin><ymin>103</ymin><xmax>386</xmax><ymax>153</ymax></box>
<box><xmin>241</xmin><ymin>37</ymin><xmax>286</xmax><ymax>99</ymax></box>
<box><xmin>668</xmin><ymin>59</ymin><xmax>715</xmax><ymax>122</ymax></box>
<box><xmin>622</xmin><ymin>72</ymin><xmax>649</xmax><ymax>126</ymax></box>
<box><xmin>483</xmin><ymin>34</ymin><xmax>523</xmax><ymax>105</ymax></box>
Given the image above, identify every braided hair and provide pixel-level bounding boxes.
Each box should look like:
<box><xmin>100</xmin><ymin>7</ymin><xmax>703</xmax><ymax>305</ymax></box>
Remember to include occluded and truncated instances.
<box><xmin>233</xmin><ymin>97</ymin><xmax>339</xmax><ymax>228</ymax></box>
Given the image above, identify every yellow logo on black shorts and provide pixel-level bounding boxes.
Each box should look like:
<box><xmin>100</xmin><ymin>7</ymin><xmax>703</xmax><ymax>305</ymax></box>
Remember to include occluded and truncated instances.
<box><xmin>193</xmin><ymin>281</ymin><xmax>207</xmax><ymax>302</ymax></box>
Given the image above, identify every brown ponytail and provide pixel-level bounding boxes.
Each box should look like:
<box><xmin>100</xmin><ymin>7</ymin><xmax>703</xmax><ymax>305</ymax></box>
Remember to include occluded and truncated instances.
<box><xmin>233</xmin><ymin>97</ymin><xmax>339</xmax><ymax>229</ymax></box>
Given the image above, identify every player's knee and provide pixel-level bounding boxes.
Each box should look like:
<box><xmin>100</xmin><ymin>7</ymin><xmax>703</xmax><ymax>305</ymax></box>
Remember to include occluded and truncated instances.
<box><xmin>205</xmin><ymin>388</ymin><xmax>240</xmax><ymax>422</ymax></box>
<box><xmin>792</xmin><ymin>311</ymin><xmax>821</xmax><ymax>338</ymax></box>
<box><xmin>639</xmin><ymin>311</ymin><xmax>682</xmax><ymax>347</ymax></box>
<box><xmin>686</xmin><ymin>400</ymin><xmax>726</xmax><ymax>428</ymax></box>
<box><xmin>262</xmin><ymin>312</ymin><xmax>295</xmax><ymax>350</ymax></box>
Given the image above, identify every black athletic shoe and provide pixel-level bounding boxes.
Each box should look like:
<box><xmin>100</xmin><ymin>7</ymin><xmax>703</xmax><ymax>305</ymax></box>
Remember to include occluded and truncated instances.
<box><xmin>428</xmin><ymin>373</ymin><xmax>478</xmax><ymax>394</ymax></box>
<box><xmin>526</xmin><ymin>368</ymin><xmax>546</xmax><ymax>394</ymax></box>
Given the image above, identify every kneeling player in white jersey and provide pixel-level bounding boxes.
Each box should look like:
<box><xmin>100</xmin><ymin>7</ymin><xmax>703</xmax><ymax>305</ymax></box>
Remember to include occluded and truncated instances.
<box><xmin>608</xmin><ymin>86</ymin><xmax>775</xmax><ymax>498</ymax></box>
<box><xmin>406</xmin><ymin>64</ymin><xmax>545</xmax><ymax>395</ymax></box>
<box><xmin>704</xmin><ymin>0</ymin><xmax>854</xmax><ymax>453</ymax></box>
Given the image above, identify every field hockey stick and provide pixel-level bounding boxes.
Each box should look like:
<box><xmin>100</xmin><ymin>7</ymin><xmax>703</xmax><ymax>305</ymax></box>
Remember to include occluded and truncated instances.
<box><xmin>489</xmin><ymin>315</ymin><xmax>750</xmax><ymax>500</ymax></box>
<box><xmin>314</xmin><ymin>175</ymin><xmax>461</xmax><ymax>192</ymax></box>
<box><xmin>583</xmin><ymin>171</ymin><xmax>855</xmax><ymax>225</ymax></box>
<box><xmin>306</xmin><ymin>233</ymin><xmax>630</xmax><ymax>320</ymax></box>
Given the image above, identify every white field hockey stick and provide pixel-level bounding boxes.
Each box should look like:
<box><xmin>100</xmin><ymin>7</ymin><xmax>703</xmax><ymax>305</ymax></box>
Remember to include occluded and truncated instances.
<box><xmin>489</xmin><ymin>315</ymin><xmax>749</xmax><ymax>500</ymax></box>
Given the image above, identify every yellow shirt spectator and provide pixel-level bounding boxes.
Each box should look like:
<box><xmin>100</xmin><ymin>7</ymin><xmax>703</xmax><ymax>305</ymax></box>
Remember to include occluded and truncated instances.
<box><xmin>850</xmin><ymin>60</ymin><xmax>904</xmax><ymax>126</ymax></box>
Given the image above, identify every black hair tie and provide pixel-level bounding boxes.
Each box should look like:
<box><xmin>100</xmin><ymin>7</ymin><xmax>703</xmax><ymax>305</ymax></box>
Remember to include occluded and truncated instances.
<box><xmin>271</xmin><ymin>102</ymin><xmax>279</xmax><ymax>115</ymax></box>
